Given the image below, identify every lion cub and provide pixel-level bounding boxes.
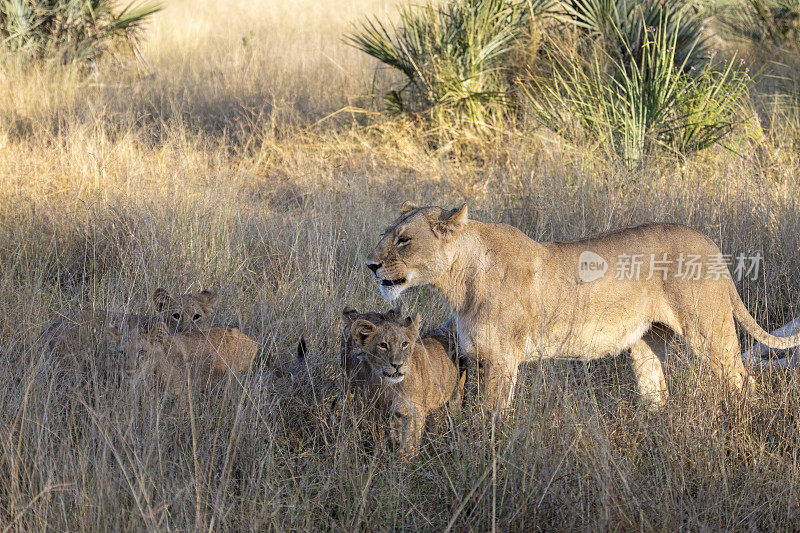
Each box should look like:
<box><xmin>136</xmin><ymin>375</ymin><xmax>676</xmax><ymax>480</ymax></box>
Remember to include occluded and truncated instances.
<box><xmin>38</xmin><ymin>288</ymin><xmax>218</xmax><ymax>359</ymax></box>
<box><xmin>340</xmin><ymin>306</ymin><xmax>402</xmax><ymax>395</ymax></box>
<box><xmin>108</xmin><ymin>322</ymin><xmax>257</xmax><ymax>396</ymax></box>
<box><xmin>351</xmin><ymin>313</ymin><xmax>465</xmax><ymax>457</ymax></box>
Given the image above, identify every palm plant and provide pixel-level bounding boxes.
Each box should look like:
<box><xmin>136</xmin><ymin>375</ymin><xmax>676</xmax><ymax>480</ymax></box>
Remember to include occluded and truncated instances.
<box><xmin>528</xmin><ymin>14</ymin><xmax>751</xmax><ymax>168</ymax></box>
<box><xmin>562</xmin><ymin>0</ymin><xmax>709</xmax><ymax>68</ymax></box>
<box><xmin>0</xmin><ymin>0</ymin><xmax>162</xmax><ymax>66</ymax></box>
<box><xmin>718</xmin><ymin>0</ymin><xmax>800</xmax><ymax>50</ymax></box>
<box><xmin>346</xmin><ymin>0</ymin><xmax>554</xmax><ymax>136</ymax></box>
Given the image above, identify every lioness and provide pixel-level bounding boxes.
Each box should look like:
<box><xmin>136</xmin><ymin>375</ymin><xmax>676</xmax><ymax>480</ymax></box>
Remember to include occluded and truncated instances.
<box><xmin>38</xmin><ymin>288</ymin><xmax>218</xmax><ymax>359</ymax></box>
<box><xmin>109</xmin><ymin>322</ymin><xmax>257</xmax><ymax>396</ymax></box>
<box><xmin>351</xmin><ymin>313</ymin><xmax>465</xmax><ymax>457</ymax></box>
<box><xmin>365</xmin><ymin>203</ymin><xmax>800</xmax><ymax>412</ymax></box>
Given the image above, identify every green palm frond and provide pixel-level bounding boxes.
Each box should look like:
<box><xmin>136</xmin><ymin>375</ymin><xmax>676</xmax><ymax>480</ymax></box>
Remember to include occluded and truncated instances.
<box><xmin>0</xmin><ymin>0</ymin><xmax>162</xmax><ymax>66</ymax></box>
<box><xmin>346</xmin><ymin>0</ymin><xmax>545</xmax><ymax>136</ymax></box>
<box><xmin>527</xmin><ymin>12</ymin><xmax>751</xmax><ymax>168</ymax></box>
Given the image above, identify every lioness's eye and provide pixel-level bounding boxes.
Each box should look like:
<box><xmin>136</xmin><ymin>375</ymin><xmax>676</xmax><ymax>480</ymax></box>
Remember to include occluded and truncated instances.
<box><xmin>193</xmin><ymin>313</ymin><xmax>201</xmax><ymax>321</ymax></box>
<box><xmin>396</xmin><ymin>235</ymin><xmax>410</xmax><ymax>245</ymax></box>
<box><xmin>172</xmin><ymin>313</ymin><xmax>180</xmax><ymax>320</ymax></box>
<box><xmin>401</xmin><ymin>341</ymin><xmax>410</xmax><ymax>349</ymax></box>
<box><xmin>378</xmin><ymin>342</ymin><xmax>389</xmax><ymax>351</ymax></box>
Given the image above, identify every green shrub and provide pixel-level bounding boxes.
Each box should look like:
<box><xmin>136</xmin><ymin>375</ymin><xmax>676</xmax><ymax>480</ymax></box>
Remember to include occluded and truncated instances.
<box><xmin>527</xmin><ymin>14</ymin><xmax>752</xmax><ymax>168</ymax></box>
<box><xmin>0</xmin><ymin>0</ymin><xmax>162</xmax><ymax>67</ymax></box>
<box><xmin>346</xmin><ymin>0</ymin><xmax>552</xmax><ymax>137</ymax></box>
<box><xmin>563</xmin><ymin>0</ymin><xmax>709</xmax><ymax>68</ymax></box>
<box><xmin>718</xmin><ymin>0</ymin><xmax>800</xmax><ymax>50</ymax></box>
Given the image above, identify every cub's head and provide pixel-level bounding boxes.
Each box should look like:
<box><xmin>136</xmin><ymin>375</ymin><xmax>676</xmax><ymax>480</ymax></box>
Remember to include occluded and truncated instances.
<box><xmin>153</xmin><ymin>288</ymin><xmax>218</xmax><ymax>332</ymax></box>
<box><xmin>350</xmin><ymin>313</ymin><xmax>421</xmax><ymax>384</ymax></box>
<box><xmin>341</xmin><ymin>306</ymin><xmax>401</xmax><ymax>347</ymax></box>
<box><xmin>107</xmin><ymin>322</ymin><xmax>168</xmax><ymax>381</ymax></box>
<box><xmin>365</xmin><ymin>202</ymin><xmax>468</xmax><ymax>301</ymax></box>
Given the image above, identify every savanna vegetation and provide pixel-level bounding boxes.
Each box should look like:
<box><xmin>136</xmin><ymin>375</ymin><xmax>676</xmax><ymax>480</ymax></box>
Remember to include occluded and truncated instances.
<box><xmin>1</xmin><ymin>0</ymin><xmax>800</xmax><ymax>530</ymax></box>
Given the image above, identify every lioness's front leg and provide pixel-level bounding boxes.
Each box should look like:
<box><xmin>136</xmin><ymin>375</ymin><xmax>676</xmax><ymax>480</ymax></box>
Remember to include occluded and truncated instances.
<box><xmin>481</xmin><ymin>357</ymin><xmax>519</xmax><ymax>414</ymax></box>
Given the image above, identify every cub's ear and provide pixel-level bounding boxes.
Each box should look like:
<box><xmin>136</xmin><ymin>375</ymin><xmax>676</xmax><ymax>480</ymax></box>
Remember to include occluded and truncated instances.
<box><xmin>150</xmin><ymin>322</ymin><xmax>169</xmax><ymax>344</ymax></box>
<box><xmin>342</xmin><ymin>306</ymin><xmax>359</xmax><ymax>324</ymax></box>
<box><xmin>351</xmin><ymin>319</ymin><xmax>377</xmax><ymax>348</ymax></box>
<box><xmin>432</xmin><ymin>203</ymin><xmax>468</xmax><ymax>239</ymax></box>
<box><xmin>386</xmin><ymin>305</ymin><xmax>402</xmax><ymax>321</ymax></box>
<box><xmin>153</xmin><ymin>288</ymin><xmax>174</xmax><ymax>311</ymax></box>
<box><xmin>405</xmin><ymin>313</ymin><xmax>422</xmax><ymax>337</ymax></box>
<box><xmin>400</xmin><ymin>201</ymin><xmax>419</xmax><ymax>214</ymax></box>
<box><xmin>197</xmin><ymin>289</ymin><xmax>218</xmax><ymax>309</ymax></box>
<box><xmin>106</xmin><ymin>326</ymin><xmax>122</xmax><ymax>343</ymax></box>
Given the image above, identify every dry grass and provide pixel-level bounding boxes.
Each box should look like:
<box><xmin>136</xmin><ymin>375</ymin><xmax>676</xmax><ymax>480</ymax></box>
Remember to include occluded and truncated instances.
<box><xmin>1</xmin><ymin>0</ymin><xmax>800</xmax><ymax>530</ymax></box>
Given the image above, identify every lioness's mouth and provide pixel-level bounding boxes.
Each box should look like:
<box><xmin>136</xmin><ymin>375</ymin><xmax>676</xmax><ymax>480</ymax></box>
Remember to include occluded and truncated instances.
<box><xmin>381</xmin><ymin>277</ymin><xmax>406</xmax><ymax>287</ymax></box>
<box><xmin>383</xmin><ymin>370</ymin><xmax>404</xmax><ymax>379</ymax></box>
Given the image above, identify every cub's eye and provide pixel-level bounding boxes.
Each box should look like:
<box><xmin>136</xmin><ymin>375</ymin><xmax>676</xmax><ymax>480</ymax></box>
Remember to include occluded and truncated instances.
<box><xmin>401</xmin><ymin>341</ymin><xmax>410</xmax><ymax>350</ymax></box>
<box><xmin>377</xmin><ymin>342</ymin><xmax>389</xmax><ymax>351</ymax></box>
<box><xmin>396</xmin><ymin>235</ymin><xmax>411</xmax><ymax>245</ymax></box>
<box><xmin>138</xmin><ymin>349</ymin><xmax>147</xmax><ymax>356</ymax></box>
<box><xmin>171</xmin><ymin>313</ymin><xmax>180</xmax><ymax>320</ymax></box>
<box><xmin>193</xmin><ymin>313</ymin><xmax>201</xmax><ymax>321</ymax></box>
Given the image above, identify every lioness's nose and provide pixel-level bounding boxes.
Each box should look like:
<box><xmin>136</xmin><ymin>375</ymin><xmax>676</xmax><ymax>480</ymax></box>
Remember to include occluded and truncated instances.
<box><xmin>390</xmin><ymin>361</ymin><xmax>402</xmax><ymax>369</ymax></box>
<box><xmin>366</xmin><ymin>261</ymin><xmax>381</xmax><ymax>275</ymax></box>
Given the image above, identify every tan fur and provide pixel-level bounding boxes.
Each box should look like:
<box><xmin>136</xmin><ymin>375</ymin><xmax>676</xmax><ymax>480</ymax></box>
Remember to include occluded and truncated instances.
<box><xmin>351</xmin><ymin>313</ymin><xmax>465</xmax><ymax>457</ymax></box>
<box><xmin>366</xmin><ymin>203</ymin><xmax>800</xmax><ymax>412</ymax></box>
<box><xmin>340</xmin><ymin>306</ymin><xmax>401</xmax><ymax>394</ymax></box>
<box><xmin>37</xmin><ymin>288</ymin><xmax>218</xmax><ymax>360</ymax></box>
<box><xmin>109</xmin><ymin>323</ymin><xmax>257</xmax><ymax>396</ymax></box>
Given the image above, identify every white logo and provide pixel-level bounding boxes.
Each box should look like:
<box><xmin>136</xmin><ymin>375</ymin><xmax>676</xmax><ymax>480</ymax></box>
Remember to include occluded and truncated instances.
<box><xmin>578</xmin><ymin>251</ymin><xmax>607</xmax><ymax>282</ymax></box>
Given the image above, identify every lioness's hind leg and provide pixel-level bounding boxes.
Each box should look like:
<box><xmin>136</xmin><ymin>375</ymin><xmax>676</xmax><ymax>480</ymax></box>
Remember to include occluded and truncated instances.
<box><xmin>630</xmin><ymin>328</ymin><xmax>670</xmax><ymax>409</ymax></box>
<box><xmin>684</xmin><ymin>313</ymin><xmax>755</xmax><ymax>396</ymax></box>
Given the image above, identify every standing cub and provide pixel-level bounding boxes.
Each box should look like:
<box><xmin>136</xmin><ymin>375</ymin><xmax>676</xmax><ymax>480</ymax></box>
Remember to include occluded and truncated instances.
<box><xmin>109</xmin><ymin>322</ymin><xmax>257</xmax><ymax>396</ymax></box>
<box><xmin>351</xmin><ymin>313</ymin><xmax>465</xmax><ymax>457</ymax></box>
<box><xmin>340</xmin><ymin>306</ymin><xmax>401</xmax><ymax>395</ymax></box>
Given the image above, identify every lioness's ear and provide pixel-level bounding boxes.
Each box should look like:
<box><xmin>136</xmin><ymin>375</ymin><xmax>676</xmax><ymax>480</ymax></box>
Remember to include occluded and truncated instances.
<box><xmin>432</xmin><ymin>203</ymin><xmax>468</xmax><ymax>238</ymax></box>
<box><xmin>351</xmin><ymin>319</ymin><xmax>377</xmax><ymax>348</ymax></box>
<box><xmin>197</xmin><ymin>289</ymin><xmax>218</xmax><ymax>309</ymax></box>
<box><xmin>106</xmin><ymin>326</ymin><xmax>122</xmax><ymax>342</ymax></box>
<box><xmin>400</xmin><ymin>201</ymin><xmax>419</xmax><ymax>214</ymax></box>
<box><xmin>153</xmin><ymin>288</ymin><xmax>174</xmax><ymax>311</ymax></box>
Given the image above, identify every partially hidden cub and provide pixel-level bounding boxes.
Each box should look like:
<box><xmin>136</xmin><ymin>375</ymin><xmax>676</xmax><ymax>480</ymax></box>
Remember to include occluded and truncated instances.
<box><xmin>351</xmin><ymin>313</ymin><xmax>465</xmax><ymax>457</ymax></box>
<box><xmin>109</xmin><ymin>322</ymin><xmax>257</xmax><ymax>396</ymax></box>
<box><xmin>37</xmin><ymin>288</ymin><xmax>218</xmax><ymax>361</ymax></box>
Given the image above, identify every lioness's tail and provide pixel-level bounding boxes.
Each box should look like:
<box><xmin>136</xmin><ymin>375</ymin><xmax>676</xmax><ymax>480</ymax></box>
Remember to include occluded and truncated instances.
<box><xmin>729</xmin><ymin>282</ymin><xmax>800</xmax><ymax>350</ymax></box>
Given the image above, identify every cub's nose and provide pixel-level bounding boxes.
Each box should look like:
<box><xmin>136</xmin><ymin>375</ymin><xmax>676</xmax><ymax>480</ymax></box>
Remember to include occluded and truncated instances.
<box><xmin>366</xmin><ymin>261</ymin><xmax>382</xmax><ymax>275</ymax></box>
<box><xmin>390</xmin><ymin>361</ymin><xmax>402</xmax><ymax>370</ymax></box>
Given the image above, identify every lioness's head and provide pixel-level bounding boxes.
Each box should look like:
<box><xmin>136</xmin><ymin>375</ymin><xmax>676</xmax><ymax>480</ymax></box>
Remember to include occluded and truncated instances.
<box><xmin>153</xmin><ymin>288</ymin><xmax>218</xmax><ymax>332</ymax></box>
<box><xmin>365</xmin><ymin>202</ymin><xmax>468</xmax><ymax>300</ymax></box>
<box><xmin>107</xmin><ymin>322</ymin><xmax>168</xmax><ymax>381</ymax></box>
<box><xmin>351</xmin><ymin>313</ymin><xmax>421</xmax><ymax>384</ymax></box>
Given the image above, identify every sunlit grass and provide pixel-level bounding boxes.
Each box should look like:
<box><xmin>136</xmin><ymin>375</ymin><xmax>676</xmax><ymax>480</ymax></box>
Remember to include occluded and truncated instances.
<box><xmin>1</xmin><ymin>0</ymin><xmax>799</xmax><ymax>530</ymax></box>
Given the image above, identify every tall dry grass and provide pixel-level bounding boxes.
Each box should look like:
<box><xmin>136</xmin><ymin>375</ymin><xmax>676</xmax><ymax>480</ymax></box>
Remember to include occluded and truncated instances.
<box><xmin>1</xmin><ymin>0</ymin><xmax>800</xmax><ymax>530</ymax></box>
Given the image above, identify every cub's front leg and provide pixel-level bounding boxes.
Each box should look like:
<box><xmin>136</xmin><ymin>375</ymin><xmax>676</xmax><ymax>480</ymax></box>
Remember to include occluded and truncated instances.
<box><xmin>389</xmin><ymin>400</ymin><xmax>425</xmax><ymax>459</ymax></box>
